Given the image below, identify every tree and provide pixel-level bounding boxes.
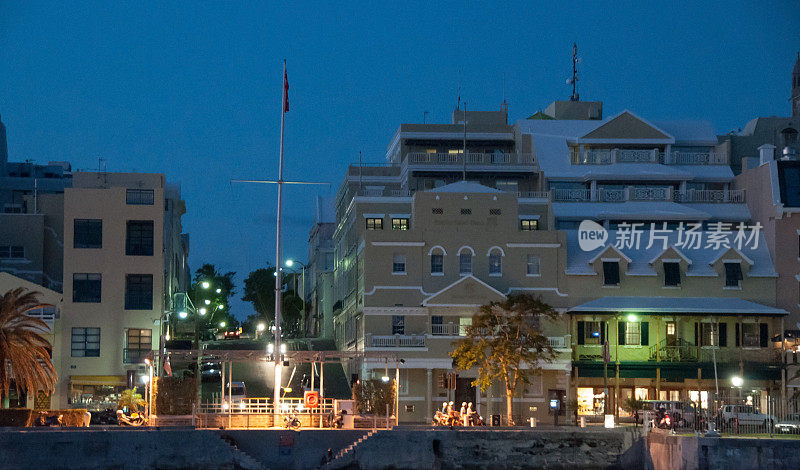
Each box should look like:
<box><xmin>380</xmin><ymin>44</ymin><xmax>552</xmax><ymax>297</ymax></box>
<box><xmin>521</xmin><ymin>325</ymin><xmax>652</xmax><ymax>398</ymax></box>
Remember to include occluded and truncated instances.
<box><xmin>187</xmin><ymin>264</ymin><xmax>237</xmax><ymax>336</ymax></box>
<box><xmin>241</xmin><ymin>266</ymin><xmax>305</xmax><ymax>338</ymax></box>
<box><xmin>0</xmin><ymin>288</ymin><xmax>58</xmax><ymax>402</ymax></box>
<box><xmin>117</xmin><ymin>388</ymin><xmax>147</xmax><ymax>413</ymax></box>
<box><xmin>450</xmin><ymin>294</ymin><xmax>559</xmax><ymax>425</ymax></box>
<box><xmin>623</xmin><ymin>397</ymin><xmax>647</xmax><ymax>427</ymax></box>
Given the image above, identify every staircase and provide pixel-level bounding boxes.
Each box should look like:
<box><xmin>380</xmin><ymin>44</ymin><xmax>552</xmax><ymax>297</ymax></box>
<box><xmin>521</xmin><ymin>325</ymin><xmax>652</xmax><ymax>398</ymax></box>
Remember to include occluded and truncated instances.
<box><xmin>648</xmin><ymin>338</ymin><xmax>698</xmax><ymax>362</ymax></box>
<box><xmin>219</xmin><ymin>434</ymin><xmax>265</xmax><ymax>470</ymax></box>
<box><xmin>321</xmin><ymin>430</ymin><xmax>380</xmax><ymax>469</ymax></box>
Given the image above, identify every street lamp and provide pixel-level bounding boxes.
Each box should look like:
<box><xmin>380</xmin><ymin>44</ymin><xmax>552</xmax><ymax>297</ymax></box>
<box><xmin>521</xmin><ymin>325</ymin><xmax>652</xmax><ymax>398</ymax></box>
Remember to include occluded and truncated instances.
<box><xmin>285</xmin><ymin>259</ymin><xmax>308</xmax><ymax>335</ymax></box>
<box><xmin>199</xmin><ymin>308</ymin><xmax>207</xmax><ymax>315</ymax></box>
<box><xmin>732</xmin><ymin>376</ymin><xmax>743</xmax><ymax>388</ymax></box>
<box><xmin>201</xmin><ymin>281</ymin><xmax>210</xmax><ymax>289</ymax></box>
<box><xmin>143</xmin><ymin>358</ymin><xmax>154</xmax><ymax>418</ymax></box>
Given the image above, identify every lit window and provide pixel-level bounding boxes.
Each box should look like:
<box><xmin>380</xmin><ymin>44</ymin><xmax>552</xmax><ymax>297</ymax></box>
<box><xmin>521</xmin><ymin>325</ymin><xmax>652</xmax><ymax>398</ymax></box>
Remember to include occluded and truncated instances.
<box><xmin>520</xmin><ymin>219</ymin><xmax>538</xmax><ymax>231</ymax></box>
<box><xmin>392</xmin><ymin>218</ymin><xmax>409</xmax><ymax>230</ymax></box>
<box><xmin>625</xmin><ymin>322</ymin><xmax>641</xmax><ymax>345</ymax></box>
<box><xmin>666</xmin><ymin>322</ymin><xmax>676</xmax><ymax>336</ymax></box>
<box><xmin>366</xmin><ymin>218</ymin><xmax>383</xmax><ymax>230</ymax></box>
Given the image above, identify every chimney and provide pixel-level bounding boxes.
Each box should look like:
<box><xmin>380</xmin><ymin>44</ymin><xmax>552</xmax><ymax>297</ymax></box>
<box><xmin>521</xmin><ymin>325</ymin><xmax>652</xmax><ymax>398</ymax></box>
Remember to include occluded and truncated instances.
<box><xmin>759</xmin><ymin>144</ymin><xmax>776</xmax><ymax>165</ymax></box>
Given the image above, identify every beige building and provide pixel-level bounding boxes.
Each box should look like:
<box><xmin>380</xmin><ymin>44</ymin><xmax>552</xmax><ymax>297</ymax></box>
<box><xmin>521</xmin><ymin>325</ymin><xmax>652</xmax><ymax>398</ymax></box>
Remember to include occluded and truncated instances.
<box><xmin>56</xmin><ymin>172</ymin><xmax>188</xmax><ymax>410</ymax></box>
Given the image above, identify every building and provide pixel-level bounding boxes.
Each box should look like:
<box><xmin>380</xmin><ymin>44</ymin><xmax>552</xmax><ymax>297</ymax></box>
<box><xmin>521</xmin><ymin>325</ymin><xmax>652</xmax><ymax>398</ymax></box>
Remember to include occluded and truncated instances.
<box><xmin>56</xmin><ymin>172</ymin><xmax>189</xmax><ymax>410</ymax></box>
<box><xmin>718</xmin><ymin>53</ymin><xmax>800</xmax><ymax>175</ymax></box>
<box><xmin>306</xmin><ymin>196</ymin><xmax>336</xmax><ymax>339</ymax></box>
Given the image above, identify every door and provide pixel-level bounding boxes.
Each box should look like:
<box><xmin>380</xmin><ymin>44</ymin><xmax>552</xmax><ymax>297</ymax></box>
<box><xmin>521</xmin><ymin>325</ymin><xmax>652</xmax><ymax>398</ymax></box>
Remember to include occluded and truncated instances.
<box><xmin>665</xmin><ymin>322</ymin><xmax>677</xmax><ymax>346</ymax></box>
<box><xmin>455</xmin><ymin>377</ymin><xmax>476</xmax><ymax>408</ymax></box>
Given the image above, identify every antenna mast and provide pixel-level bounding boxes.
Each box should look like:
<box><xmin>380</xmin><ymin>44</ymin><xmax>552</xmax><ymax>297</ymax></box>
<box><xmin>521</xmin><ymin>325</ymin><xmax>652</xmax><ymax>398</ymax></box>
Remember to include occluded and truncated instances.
<box><xmin>569</xmin><ymin>43</ymin><xmax>579</xmax><ymax>101</ymax></box>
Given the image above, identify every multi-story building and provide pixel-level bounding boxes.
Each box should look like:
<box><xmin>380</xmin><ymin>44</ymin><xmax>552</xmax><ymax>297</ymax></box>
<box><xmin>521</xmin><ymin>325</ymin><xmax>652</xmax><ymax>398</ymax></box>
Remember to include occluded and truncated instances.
<box><xmin>327</xmin><ymin>100</ymin><xmax>787</xmax><ymax>424</ymax></box>
<box><xmin>306</xmin><ymin>196</ymin><xmax>336</xmax><ymax>339</ymax></box>
<box><xmin>718</xmin><ymin>53</ymin><xmax>800</xmax><ymax>175</ymax></box>
<box><xmin>56</xmin><ymin>172</ymin><xmax>189</xmax><ymax>410</ymax></box>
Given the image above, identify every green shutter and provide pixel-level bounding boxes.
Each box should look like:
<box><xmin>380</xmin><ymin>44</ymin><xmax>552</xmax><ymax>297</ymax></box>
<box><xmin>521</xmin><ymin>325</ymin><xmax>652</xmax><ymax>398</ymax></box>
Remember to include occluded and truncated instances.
<box><xmin>641</xmin><ymin>322</ymin><xmax>649</xmax><ymax>346</ymax></box>
<box><xmin>577</xmin><ymin>321</ymin><xmax>585</xmax><ymax>345</ymax></box>
<box><xmin>600</xmin><ymin>321</ymin><xmax>606</xmax><ymax>344</ymax></box>
<box><xmin>618</xmin><ymin>322</ymin><xmax>626</xmax><ymax>346</ymax></box>
<box><xmin>760</xmin><ymin>323</ymin><xmax>769</xmax><ymax>348</ymax></box>
<box><xmin>719</xmin><ymin>323</ymin><xmax>727</xmax><ymax>347</ymax></box>
<box><xmin>735</xmin><ymin>323</ymin><xmax>740</xmax><ymax>347</ymax></box>
<box><xmin>694</xmin><ymin>322</ymin><xmax>699</xmax><ymax>346</ymax></box>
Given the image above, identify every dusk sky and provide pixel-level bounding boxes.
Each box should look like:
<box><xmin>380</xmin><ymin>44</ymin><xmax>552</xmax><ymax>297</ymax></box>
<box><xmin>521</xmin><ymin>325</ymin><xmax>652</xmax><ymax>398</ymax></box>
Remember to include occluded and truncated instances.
<box><xmin>1</xmin><ymin>1</ymin><xmax>798</xmax><ymax>319</ymax></box>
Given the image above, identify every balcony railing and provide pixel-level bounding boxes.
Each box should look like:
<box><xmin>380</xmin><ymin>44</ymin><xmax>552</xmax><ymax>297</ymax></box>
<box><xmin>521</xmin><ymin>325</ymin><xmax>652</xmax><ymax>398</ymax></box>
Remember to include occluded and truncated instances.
<box><xmin>548</xmin><ymin>335</ymin><xmax>572</xmax><ymax>349</ymax></box>
<box><xmin>649</xmin><ymin>339</ymin><xmax>781</xmax><ymax>363</ymax></box>
<box><xmin>431</xmin><ymin>323</ymin><xmax>464</xmax><ymax>336</ymax></box>
<box><xmin>517</xmin><ymin>191</ymin><xmax>551</xmax><ymax>200</ymax></box>
<box><xmin>369</xmin><ymin>334</ymin><xmax>426</xmax><ymax>348</ymax></box>
<box><xmin>355</xmin><ymin>188</ymin><xmax>412</xmax><ymax>198</ymax></box>
<box><xmin>552</xmin><ymin>188</ymin><xmax>745</xmax><ymax>204</ymax></box>
<box><xmin>123</xmin><ymin>348</ymin><xmax>151</xmax><ymax>364</ymax></box>
<box><xmin>570</xmin><ymin>148</ymin><xmax>728</xmax><ymax>166</ymax></box>
<box><xmin>407</xmin><ymin>152</ymin><xmax>535</xmax><ymax>166</ymax></box>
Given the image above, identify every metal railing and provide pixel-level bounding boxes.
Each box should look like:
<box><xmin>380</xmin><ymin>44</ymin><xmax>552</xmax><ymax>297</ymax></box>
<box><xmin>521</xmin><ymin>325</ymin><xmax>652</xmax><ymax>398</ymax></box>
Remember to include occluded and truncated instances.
<box><xmin>674</xmin><ymin>189</ymin><xmax>745</xmax><ymax>203</ymax></box>
<box><xmin>123</xmin><ymin>348</ymin><xmax>151</xmax><ymax>364</ymax></box>
<box><xmin>198</xmin><ymin>397</ymin><xmax>335</xmax><ymax>415</ymax></box>
<box><xmin>548</xmin><ymin>335</ymin><xmax>572</xmax><ymax>349</ymax></box>
<box><xmin>570</xmin><ymin>148</ymin><xmax>728</xmax><ymax>166</ymax></box>
<box><xmin>369</xmin><ymin>334</ymin><xmax>426</xmax><ymax>348</ymax></box>
<box><xmin>355</xmin><ymin>188</ymin><xmax>412</xmax><ymax>198</ymax></box>
<box><xmin>406</xmin><ymin>152</ymin><xmax>535</xmax><ymax>166</ymax></box>
<box><xmin>517</xmin><ymin>191</ymin><xmax>551</xmax><ymax>200</ymax></box>
<box><xmin>552</xmin><ymin>188</ymin><xmax>745</xmax><ymax>204</ymax></box>
<box><xmin>431</xmin><ymin>323</ymin><xmax>463</xmax><ymax>336</ymax></box>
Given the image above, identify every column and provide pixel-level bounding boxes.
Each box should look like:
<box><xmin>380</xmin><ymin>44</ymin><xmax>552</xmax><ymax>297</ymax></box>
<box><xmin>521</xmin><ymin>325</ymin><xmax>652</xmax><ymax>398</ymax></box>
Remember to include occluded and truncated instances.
<box><xmin>590</xmin><ymin>180</ymin><xmax>597</xmax><ymax>201</ymax></box>
<box><xmin>426</xmin><ymin>369</ymin><xmax>433</xmax><ymax>423</ymax></box>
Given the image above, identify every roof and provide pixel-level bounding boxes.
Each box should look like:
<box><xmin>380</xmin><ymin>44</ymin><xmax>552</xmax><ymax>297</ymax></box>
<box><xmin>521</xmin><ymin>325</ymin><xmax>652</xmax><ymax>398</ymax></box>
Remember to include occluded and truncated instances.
<box><xmin>553</xmin><ymin>202</ymin><xmax>750</xmax><ymax>222</ymax></box>
<box><xmin>569</xmin><ymin>296</ymin><xmax>786</xmax><ymax>315</ymax></box>
<box><xmin>427</xmin><ymin>181</ymin><xmax>503</xmax><ymax>193</ymax></box>
<box><xmin>564</xmin><ymin>230</ymin><xmax>776</xmax><ymax>277</ymax></box>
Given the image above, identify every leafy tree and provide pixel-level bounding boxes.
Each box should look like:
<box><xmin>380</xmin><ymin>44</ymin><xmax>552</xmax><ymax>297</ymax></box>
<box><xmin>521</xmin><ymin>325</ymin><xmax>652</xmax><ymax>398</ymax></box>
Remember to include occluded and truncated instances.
<box><xmin>117</xmin><ymin>388</ymin><xmax>147</xmax><ymax>413</ymax></box>
<box><xmin>623</xmin><ymin>397</ymin><xmax>647</xmax><ymax>426</ymax></box>
<box><xmin>353</xmin><ymin>379</ymin><xmax>396</xmax><ymax>415</ymax></box>
<box><xmin>0</xmin><ymin>288</ymin><xmax>57</xmax><ymax>401</ymax></box>
<box><xmin>187</xmin><ymin>264</ymin><xmax>237</xmax><ymax>336</ymax></box>
<box><xmin>450</xmin><ymin>294</ymin><xmax>559</xmax><ymax>425</ymax></box>
<box><xmin>241</xmin><ymin>266</ymin><xmax>304</xmax><ymax>338</ymax></box>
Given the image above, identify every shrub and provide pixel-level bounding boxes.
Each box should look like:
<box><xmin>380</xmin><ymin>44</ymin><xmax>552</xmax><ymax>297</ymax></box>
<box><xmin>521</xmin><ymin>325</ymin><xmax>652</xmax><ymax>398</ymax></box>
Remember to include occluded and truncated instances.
<box><xmin>0</xmin><ymin>408</ymin><xmax>33</xmax><ymax>426</ymax></box>
<box><xmin>352</xmin><ymin>379</ymin><xmax>395</xmax><ymax>415</ymax></box>
<box><xmin>154</xmin><ymin>376</ymin><xmax>196</xmax><ymax>415</ymax></box>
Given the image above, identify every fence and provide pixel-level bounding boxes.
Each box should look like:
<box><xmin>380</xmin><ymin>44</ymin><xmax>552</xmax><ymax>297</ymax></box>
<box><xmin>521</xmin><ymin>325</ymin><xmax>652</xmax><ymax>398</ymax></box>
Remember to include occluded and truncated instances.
<box><xmin>639</xmin><ymin>396</ymin><xmax>800</xmax><ymax>436</ymax></box>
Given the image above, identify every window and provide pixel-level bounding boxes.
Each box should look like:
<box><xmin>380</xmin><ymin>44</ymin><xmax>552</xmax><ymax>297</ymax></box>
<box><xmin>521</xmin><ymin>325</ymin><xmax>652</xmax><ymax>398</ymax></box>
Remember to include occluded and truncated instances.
<box><xmin>392</xmin><ymin>315</ymin><xmax>405</xmax><ymax>335</ymax></box>
<box><xmin>430</xmin><ymin>254</ymin><xmax>443</xmax><ymax>274</ymax></box>
<box><xmin>365</xmin><ymin>218</ymin><xmax>383</xmax><ymax>230</ymax></box>
<box><xmin>126</xmin><ymin>189</ymin><xmax>154</xmax><ymax>205</ymax></box>
<box><xmin>124</xmin><ymin>329</ymin><xmax>152</xmax><ymax>363</ymax></box>
<box><xmin>664</xmin><ymin>262</ymin><xmax>681</xmax><ymax>287</ymax></box>
<box><xmin>431</xmin><ymin>208</ymin><xmax>443</xmax><ymax>215</ymax></box>
<box><xmin>0</xmin><ymin>246</ymin><xmax>24</xmax><ymax>259</ymax></box>
<box><xmin>740</xmin><ymin>323</ymin><xmax>766</xmax><ymax>348</ymax></box>
<box><xmin>603</xmin><ymin>261</ymin><xmax>620</xmax><ymax>286</ymax></box>
<box><xmin>619</xmin><ymin>321</ymin><xmax>648</xmax><ymax>346</ymax></box>
<box><xmin>666</xmin><ymin>322</ymin><xmax>676</xmax><ymax>336</ymax></box>
<box><xmin>489</xmin><ymin>252</ymin><xmax>502</xmax><ymax>275</ymax></box>
<box><xmin>74</xmin><ymin>219</ymin><xmax>102</xmax><ymax>249</ymax></box>
<box><xmin>126</xmin><ymin>220</ymin><xmax>154</xmax><ymax>256</ymax></box>
<box><xmin>392</xmin><ymin>218</ymin><xmax>409</xmax><ymax>230</ymax></box>
<box><xmin>520</xmin><ymin>219</ymin><xmax>538</xmax><ymax>231</ymax></box>
<box><xmin>392</xmin><ymin>254</ymin><xmax>406</xmax><ymax>274</ymax></box>
<box><xmin>71</xmin><ymin>327</ymin><xmax>100</xmax><ymax>357</ymax></box>
<box><xmin>724</xmin><ymin>262</ymin><xmax>743</xmax><ymax>288</ymax></box>
<box><xmin>495</xmin><ymin>180</ymin><xmax>518</xmax><ymax>193</ymax></box>
<box><xmin>578</xmin><ymin>321</ymin><xmax>603</xmax><ymax>345</ymax></box>
<box><xmin>125</xmin><ymin>274</ymin><xmax>153</xmax><ymax>310</ymax></box>
<box><xmin>460</xmin><ymin>208</ymin><xmax>472</xmax><ymax>215</ymax></box>
<box><xmin>526</xmin><ymin>255</ymin><xmax>540</xmax><ymax>276</ymax></box>
<box><xmin>700</xmin><ymin>323</ymin><xmax>724</xmax><ymax>347</ymax></box>
<box><xmin>73</xmin><ymin>273</ymin><xmax>101</xmax><ymax>303</ymax></box>
<box><xmin>459</xmin><ymin>253</ymin><xmax>472</xmax><ymax>274</ymax></box>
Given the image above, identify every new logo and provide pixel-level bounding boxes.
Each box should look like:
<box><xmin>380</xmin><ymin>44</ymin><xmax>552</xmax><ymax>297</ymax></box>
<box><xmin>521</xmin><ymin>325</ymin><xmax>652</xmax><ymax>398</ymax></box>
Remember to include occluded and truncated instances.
<box><xmin>578</xmin><ymin>220</ymin><xmax>608</xmax><ymax>251</ymax></box>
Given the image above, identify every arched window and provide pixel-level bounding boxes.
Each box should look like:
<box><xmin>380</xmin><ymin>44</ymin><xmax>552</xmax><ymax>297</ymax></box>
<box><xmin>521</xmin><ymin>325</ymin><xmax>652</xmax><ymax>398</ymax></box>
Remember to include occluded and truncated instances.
<box><xmin>457</xmin><ymin>246</ymin><xmax>475</xmax><ymax>275</ymax></box>
<box><xmin>429</xmin><ymin>246</ymin><xmax>445</xmax><ymax>275</ymax></box>
<box><xmin>487</xmin><ymin>246</ymin><xmax>504</xmax><ymax>276</ymax></box>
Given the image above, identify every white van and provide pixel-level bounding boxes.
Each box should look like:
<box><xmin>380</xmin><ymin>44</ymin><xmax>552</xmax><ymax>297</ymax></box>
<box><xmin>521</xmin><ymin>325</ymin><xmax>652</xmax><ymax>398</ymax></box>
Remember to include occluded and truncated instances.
<box><xmin>636</xmin><ymin>400</ymin><xmax>696</xmax><ymax>426</ymax></box>
<box><xmin>719</xmin><ymin>404</ymin><xmax>774</xmax><ymax>426</ymax></box>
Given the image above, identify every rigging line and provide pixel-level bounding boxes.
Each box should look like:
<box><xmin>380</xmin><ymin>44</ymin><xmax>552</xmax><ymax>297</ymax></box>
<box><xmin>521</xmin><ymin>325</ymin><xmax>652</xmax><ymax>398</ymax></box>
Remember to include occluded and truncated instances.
<box><xmin>231</xmin><ymin>179</ymin><xmax>330</xmax><ymax>185</ymax></box>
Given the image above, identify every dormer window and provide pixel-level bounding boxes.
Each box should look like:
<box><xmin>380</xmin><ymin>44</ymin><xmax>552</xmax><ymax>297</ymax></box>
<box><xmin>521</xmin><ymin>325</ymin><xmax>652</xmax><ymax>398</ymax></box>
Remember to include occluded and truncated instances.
<box><xmin>664</xmin><ymin>262</ymin><xmax>681</xmax><ymax>287</ymax></box>
<box><xmin>520</xmin><ymin>219</ymin><xmax>538</xmax><ymax>231</ymax></box>
<box><xmin>603</xmin><ymin>261</ymin><xmax>620</xmax><ymax>286</ymax></box>
<box><xmin>724</xmin><ymin>262</ymin><xmax>743</xmax><ymax>288</ymax></box>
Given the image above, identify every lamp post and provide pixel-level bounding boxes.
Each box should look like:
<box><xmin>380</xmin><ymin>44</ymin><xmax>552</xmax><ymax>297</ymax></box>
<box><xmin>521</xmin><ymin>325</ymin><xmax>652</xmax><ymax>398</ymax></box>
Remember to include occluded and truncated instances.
<box><xmin>144</xmin><ymin>358</ymin><xmax>154</xmax><ymax>418</ymax></box>
<box><xmin>285</xmin><ymin>259</ymin><xmax>307</xmax><ymax>336</ymax></box>
<box><xmin>732</xmin><ymin>376</ymin><xmax>743</xmax><ymax>434</ymax></box>
<box><xmin>183</xmin><ymin>279</ymin><xmax>228</xmax><ymax>410</ymax></box>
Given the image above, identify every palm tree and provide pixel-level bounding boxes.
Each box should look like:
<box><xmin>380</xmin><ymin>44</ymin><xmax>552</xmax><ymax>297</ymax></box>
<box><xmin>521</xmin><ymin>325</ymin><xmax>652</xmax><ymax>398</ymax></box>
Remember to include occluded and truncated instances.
<box><xmin>0</xmin><ymin>288</ymin><xmax>58</xmax><ymax>403</ymax></box>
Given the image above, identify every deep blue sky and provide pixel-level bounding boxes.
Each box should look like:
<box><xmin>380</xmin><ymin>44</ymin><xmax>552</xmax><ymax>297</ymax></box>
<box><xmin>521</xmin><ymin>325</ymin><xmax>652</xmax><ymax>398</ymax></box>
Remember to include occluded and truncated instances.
<box><xmin>1</xmin><ymin>2</ymin><xmax>798</xmax><ymax>319</ymax></box>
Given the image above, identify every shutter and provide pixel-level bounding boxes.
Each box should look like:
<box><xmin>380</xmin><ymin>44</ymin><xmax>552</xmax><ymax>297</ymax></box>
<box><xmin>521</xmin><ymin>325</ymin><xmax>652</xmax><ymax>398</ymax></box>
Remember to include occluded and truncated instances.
<box><xmin>719</xmin><ymin>323</ymin><xmax>727</xmax><ymax>347</ymax></box>
<box><xmin>600</xmin><ymin>321</ymin><xmax>606</xmax><ymax>345</ymax></box>
<box><xmin>577</xmin><ymin>321</ymin><xmax>585</xmax><ymax>345</ymax></box>
<box><xmin>641</xmin><ymin>322</ymin><xmax>649</xmax><ymax>346</ymax></box>
<box><xmin>618</xmin><ymin>322</ymin><xmax>626</xmax><ymax>346</ymax></box>
<box><xmin>760</xmin><ymin>323</ymin><xmax>769</xmax><ymax>348</ymax></box>
<box><xmin>735</xmin><ymin>323</ymin><xmax>740</xmax><ymax>347</ymax></box>
<box><xmin>694</xmin><ymin>322</ymin><xmax>699</xmax><ymax>346</ymax></box>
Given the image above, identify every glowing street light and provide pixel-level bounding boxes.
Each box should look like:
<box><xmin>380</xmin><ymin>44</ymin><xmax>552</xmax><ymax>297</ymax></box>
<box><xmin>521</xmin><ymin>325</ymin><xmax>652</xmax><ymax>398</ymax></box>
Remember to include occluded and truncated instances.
<box><xmin>215</xmin><ymin>288</ymin><xmax>222</xmax><ymax>294</ymax></box>
<box><xmin>257</xmin><ymin>323</ymin><xmax>266</xmax><ymax>332</ymax></box>
<box><xmin>204</xmin><ymin>299</ymin><xmax>211</xmax><ymax>305</ymax></box>
<box><xmin>201</xmin><ymin>281</ymin><xmax>210</xmax><ymax>289</ymax></box>
<box><xmin>732</xmin><ymin>376</ymin><xmax>744</xmax><ymax>387</ymax></box>
<box><xmin>217</xmin><ymin>304</ymin><xmax>224</xmax><ymax>310</ymax></box>
<box><xmin>627</xmin><ymin>314</ymin><xmax>638</xmax><ymax>323</ymax></box>
<box><xmin>199</xmin><ymin>308</ymin><xmax>207</xmax><ymax>315</ymax></box>
<box><xmin>178</xmin><ymin>311</ymin><xmax>188</xmax><ymax>319</ymax></box>
<box><xmin>220</xmin><ymin>321</ymin><xmax>227</xmax><ymax>328</ymax></box>
<box><xmin>381</xmin><ymin>375</ymin><xmax>390</xmax><ymax>383</ymax></box>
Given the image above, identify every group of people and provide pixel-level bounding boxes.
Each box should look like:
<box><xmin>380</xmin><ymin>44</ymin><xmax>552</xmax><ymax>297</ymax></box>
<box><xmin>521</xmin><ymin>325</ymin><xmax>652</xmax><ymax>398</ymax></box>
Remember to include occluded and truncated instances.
<box><xmin>432</xmin><ymin>401</ymin><xmax>484</xmax><ymax>427</ymax></box>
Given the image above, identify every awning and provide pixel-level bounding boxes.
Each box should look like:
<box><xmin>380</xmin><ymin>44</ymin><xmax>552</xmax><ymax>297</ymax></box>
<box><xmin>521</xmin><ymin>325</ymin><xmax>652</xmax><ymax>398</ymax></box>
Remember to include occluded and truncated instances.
<box><xmin>70</xmin><ymin>375</ymin><xmax>127</xmax><ymax>386</ymax></box>
<box><xmin>569</xmin><ymin>296</ymin><xmax>787</xmax><ymax>316</ymax></box>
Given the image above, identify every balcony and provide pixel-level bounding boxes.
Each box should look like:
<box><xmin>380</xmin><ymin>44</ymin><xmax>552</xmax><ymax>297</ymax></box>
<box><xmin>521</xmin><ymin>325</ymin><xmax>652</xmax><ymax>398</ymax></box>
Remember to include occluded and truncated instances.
<box><xmin>354</xmin><ymin>188</ymin><xmax>411</xmax><ymax>198</ymax></box>
<box><xmin>648</xmin><ymin>339</ymin><xmax>781</xmax><ymax>363</ymax></box>
<box><xmin>368</xmin><ymin>334</ymin><xmax>426</xmax><ymax>348</ymax></box>
<box><xmin>570</xmin><ymin>148</ymin><xmax>728</xmax><ymax>166</ymax></box>
<box><xmin>406</xmin><ymin>152</ymin><xmax>535</xmax><ymax>166</ymax></box>
<box><xmin>431</xmin><ymin>323</ymin><xmax>464</xmax><ymax>336</ymax></box>
<box><xmin>548</xmin><ymin>335</ymin><xmax>572</xmax><ymax>350</ymax></box>
<box><xmin>552</xmin><ymin>188</ymin><xmax>745</xmax><ymax>204</ymax></box>
<box><xmin>123</xmin><ymin>348</ymin><xmax>151</xmax><ymax>364</ymax></box>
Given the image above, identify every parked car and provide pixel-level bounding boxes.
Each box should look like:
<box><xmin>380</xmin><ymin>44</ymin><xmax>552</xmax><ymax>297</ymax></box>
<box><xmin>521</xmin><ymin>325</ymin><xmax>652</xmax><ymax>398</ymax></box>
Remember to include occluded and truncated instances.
<box><xmin>775</xmin><ymin>413</ymin><xmax>800</xmax><ymax>433</ymax></box>
<box><xmin>230</xmin><ymin>382</ymin><xmax>247</xmax><ymax>404</ymax></box>
<box><xmin>223</xmin><ymin>330</ymin><xmax>240</xmax><ymax>340</ymax></box>
<box><xmin>719</xmin><ymin>404</ymin><xmax>775</xmax><ymax>427</ymax></box>
<box><xmin>636</xmin><ymin>401</ymin><xmax>696</xmax><ymax>426</ymax></box>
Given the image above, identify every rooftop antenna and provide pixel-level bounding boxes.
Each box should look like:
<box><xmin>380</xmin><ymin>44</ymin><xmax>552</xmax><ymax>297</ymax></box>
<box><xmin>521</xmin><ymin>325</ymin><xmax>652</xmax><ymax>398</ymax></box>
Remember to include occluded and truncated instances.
<box><xmin>567</xmin><ymin>42</ymin><xmax>580</xmax><ymax>101</ymax></box>
<box><xmin>456</xmin><ymin>69</ymin><xmax>462</xmax><ymax>110</ymax></box>
<box><xmin>501</xmin><ymin>74</ymin><xmax>508</xmax><ymax>113</ymax></box>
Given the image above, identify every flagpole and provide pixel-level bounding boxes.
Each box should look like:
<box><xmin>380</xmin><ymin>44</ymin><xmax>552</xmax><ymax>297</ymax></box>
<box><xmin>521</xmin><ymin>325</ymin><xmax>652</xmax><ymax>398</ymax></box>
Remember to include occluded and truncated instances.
<box><xmin>273</xmin><ymin>60</ymin><xmax>287</xmax><ymax>423</ymax></box>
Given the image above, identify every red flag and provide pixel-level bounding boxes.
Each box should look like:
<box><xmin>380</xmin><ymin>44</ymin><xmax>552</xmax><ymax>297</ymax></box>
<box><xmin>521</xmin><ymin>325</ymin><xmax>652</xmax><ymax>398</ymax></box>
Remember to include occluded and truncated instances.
<box><xmin>164</xmin><ymin>356</ymin><xmax>173</xmax><ymax>377</ymax></box>
<box><xmin>283</xmin><ymin>67</ymin><xmax>289</xmax><ymax>113</ymax></box>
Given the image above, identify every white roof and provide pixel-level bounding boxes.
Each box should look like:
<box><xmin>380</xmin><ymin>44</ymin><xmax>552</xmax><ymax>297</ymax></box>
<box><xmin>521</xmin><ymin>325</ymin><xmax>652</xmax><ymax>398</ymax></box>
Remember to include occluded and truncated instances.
<box><xmin>564</xmin><ymin>230</ymin><xmax>776</xmax><ymax>277</ymax></box>
<box><xmin>569</xmin><ymin>296</ymin><xmax>786</xmax><ymax>315</ymax></box>
<box><xmin>427</xmin><ymin>181</ymin><xmax>503</xmax><ymax>193</ymax></box>
<box><xmin>554</xmin><ymin>202</ymin><xmax>751</xmax><ymax>222</ymax></box>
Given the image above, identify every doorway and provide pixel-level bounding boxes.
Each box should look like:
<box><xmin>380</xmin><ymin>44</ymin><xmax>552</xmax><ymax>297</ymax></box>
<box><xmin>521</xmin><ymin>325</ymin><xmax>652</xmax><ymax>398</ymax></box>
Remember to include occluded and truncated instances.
<box><xmin>455</xmin><ymin>377</ymin><xmax>476</xmax><ymax>407</ymax></box>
